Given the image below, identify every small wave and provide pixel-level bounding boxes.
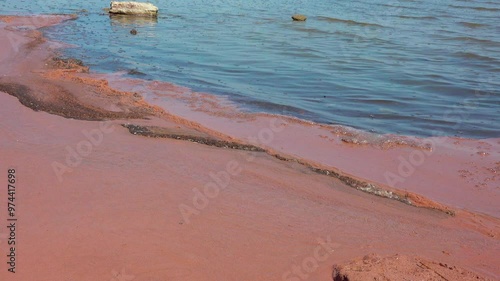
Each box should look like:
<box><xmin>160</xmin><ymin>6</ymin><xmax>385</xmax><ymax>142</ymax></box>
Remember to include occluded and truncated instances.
<box><xmin>449</xmin><ymin>5</ymin><xmax>500</xmax><ymax>12</ymax></box>
<box><xmin>331</xmin><ymin>30</ymin><xmax>391</xmax><ymax>44</ymax></box>
<box><xmin>235</xmin><ymin>99</ymin><xmax>317</xmax><ymax>117</ymax></box>
<box><xmin>398</xmin><ymin>15</ymin><xmax>438</xmax><ymax>20</ymax></box>
<box><xmin>458</xmin><ymin>21</ymin><xmax>488</xmax><ymax>28</ymax></box>
<box><xmin>293</xmin><ymin>26</ymin><xmax>332</xmax><ymax>35</ymax></box>
<box><xmin>377</xmin><ymin>3</ymin><xmax>418</xmax><ymax>11</ymax></box>
<box><xmin>443</xmin><ymin>36</ymin><xmax>499</xmax><ymax>46</ymax></box>
<box><xmin>332</xmin><ymin>128</ymin><xmax>433</xmax><ymax>151</ymax></box>
<box><xmin>471</xmin><ymin>6</ymin><xmax>500</xmax><ymax>12</ymax></box>
<box><xmin>346</xmin><ymin>98</ymin><xmax>402</xmax><ymax>106</ymax></box>
<box><xmin>316</xmin><ymin>16</ymin><xmax>384</xmax><ymax>28</ymax></box>
<box><xmin>455</xmin><ymin>52</ymin><xmax>496</xmax><ymax>62</ymax></box>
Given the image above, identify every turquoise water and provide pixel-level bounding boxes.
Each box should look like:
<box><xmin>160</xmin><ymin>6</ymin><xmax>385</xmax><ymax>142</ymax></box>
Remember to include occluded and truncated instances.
<box><xmin>1</xmin><ymin>0</ymin><xmax>499</xmax><ymax>138</ymax></box>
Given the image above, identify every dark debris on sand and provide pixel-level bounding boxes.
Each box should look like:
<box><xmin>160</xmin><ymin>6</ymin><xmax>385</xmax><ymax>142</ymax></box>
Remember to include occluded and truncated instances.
<box><xmin>122</xmin><ymin>124</ymin><xmax>266</xmax><ymax>151</ymax></box>
<box><xmin>0</xmin><ymin>81</ymin><xmax>151</xmax><ymax>121</ymax></box>
<box><xmin>50</xmin><ymin>57</ymin><xmax>89</xmax><ymax>73</ymax></box>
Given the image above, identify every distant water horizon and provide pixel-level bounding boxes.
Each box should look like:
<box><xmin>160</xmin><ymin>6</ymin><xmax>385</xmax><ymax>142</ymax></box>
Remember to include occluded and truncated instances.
<box><xmin>1</xmin><ymin>0</ymin><xmax>499</xmax><ymax>138</ymax></box>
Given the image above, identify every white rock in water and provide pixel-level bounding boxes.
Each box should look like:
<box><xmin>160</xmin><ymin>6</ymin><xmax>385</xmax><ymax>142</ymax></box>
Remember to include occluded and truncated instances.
<box><xmin>109</xmin><ymin>1</ymin><xmax>159</xmax><ymax>16</ymax></box>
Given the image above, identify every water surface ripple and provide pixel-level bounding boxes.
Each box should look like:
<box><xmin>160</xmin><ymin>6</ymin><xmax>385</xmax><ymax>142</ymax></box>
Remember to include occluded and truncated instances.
<box><xmin>1</xmin><ymin>0</ymin><xmax>499</xmax><ymax>138</ymax></box>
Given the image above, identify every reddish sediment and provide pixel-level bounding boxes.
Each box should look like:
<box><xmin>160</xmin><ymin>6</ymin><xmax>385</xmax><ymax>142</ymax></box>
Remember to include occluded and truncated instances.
<box><xmin>112</xmin><ymin>78</ymin><xmax>499</xmax><ymax>218</ymax></box>
<box><xmin>332</xmin><ymin>254</ymin><xmax>495</xmax><ymax>280</ymax></box>
<box><xmin>0</xmin><ymin>15</ymin><xmax>498</xmax><ymax>281</ymax></box>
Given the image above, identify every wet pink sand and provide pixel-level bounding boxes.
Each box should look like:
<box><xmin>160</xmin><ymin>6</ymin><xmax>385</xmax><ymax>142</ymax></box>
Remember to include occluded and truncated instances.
<box><xmin>0</xmin><ymin>15</ymin><xmax>499</xmax><ymax>281</ymax></box>
<box><xmin>106</xmin><ymin>77</ymin><xmax>500</xmax><ymax>218</ymax></box>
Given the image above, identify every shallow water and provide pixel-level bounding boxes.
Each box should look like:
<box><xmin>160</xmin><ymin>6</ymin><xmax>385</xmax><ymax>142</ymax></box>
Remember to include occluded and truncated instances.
<box><xmin>1</xmin><ymin>0</ymin><xmax>499</xmax><ymax>138</ymax></box>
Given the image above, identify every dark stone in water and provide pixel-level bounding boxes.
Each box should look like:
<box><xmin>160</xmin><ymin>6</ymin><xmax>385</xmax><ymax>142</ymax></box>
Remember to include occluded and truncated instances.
<box><xmin>130</xmin><ymin>28</ymin><xmax>138</xmax><ymax>35</ymax></box>
<box><xmin>292</xmin><ymin>14</ymin><xmax>307</xmax><ymax>21</ymax></box>
<box><xmin>127</xmin><ymin>69</ymin><xmax>145</xmax><ymax>76</ymax></box>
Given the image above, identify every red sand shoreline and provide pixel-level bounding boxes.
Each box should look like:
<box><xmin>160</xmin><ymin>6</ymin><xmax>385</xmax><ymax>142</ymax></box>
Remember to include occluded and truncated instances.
<box><xmin>0</xmin><ymin>15</ymin><xmax>498</xmax><ymax>280</ymax></box>
<box><xmin>103</xmin><ymin>70</ymin><xmax>500</xmax><ymax>218</ymax></box>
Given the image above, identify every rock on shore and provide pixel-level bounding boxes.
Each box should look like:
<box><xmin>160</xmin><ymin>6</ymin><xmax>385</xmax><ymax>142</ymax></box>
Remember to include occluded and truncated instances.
<box><xmin>109</xmin><ymin>1</ymin><xmax>159</xmax><ymax>16</ymax></box>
